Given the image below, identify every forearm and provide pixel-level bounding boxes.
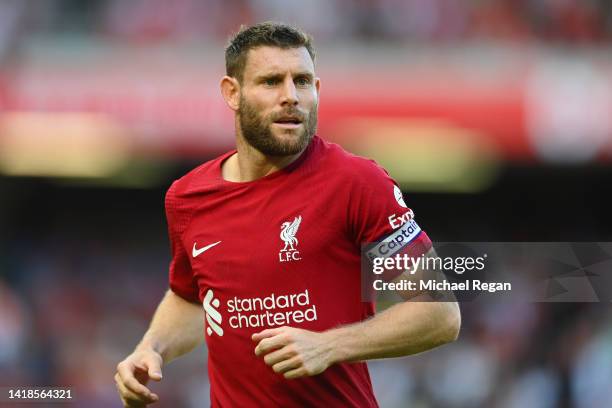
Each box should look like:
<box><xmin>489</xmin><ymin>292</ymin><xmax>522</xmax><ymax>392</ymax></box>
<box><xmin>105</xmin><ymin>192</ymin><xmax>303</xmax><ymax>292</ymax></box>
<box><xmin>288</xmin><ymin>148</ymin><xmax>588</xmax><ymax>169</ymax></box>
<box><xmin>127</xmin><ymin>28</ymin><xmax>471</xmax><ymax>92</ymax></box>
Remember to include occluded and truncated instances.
<box><xmin>136</xmin><ymin>289</ymin><xmax>205</xmax><ymax>363</ymax></box>
<box><xmin>326</xmin><ymin>299</ymin><xmax>460</xmax><ymax>364</ymax></box>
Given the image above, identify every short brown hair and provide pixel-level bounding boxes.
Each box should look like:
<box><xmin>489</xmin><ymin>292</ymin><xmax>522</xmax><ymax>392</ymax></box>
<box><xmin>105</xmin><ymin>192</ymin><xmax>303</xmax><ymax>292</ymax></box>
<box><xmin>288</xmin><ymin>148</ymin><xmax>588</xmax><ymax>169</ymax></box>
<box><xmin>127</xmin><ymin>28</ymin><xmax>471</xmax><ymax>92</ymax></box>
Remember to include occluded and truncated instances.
<box><xmin>225</xmin><ymin>22</ymin><xmax>315</xmax><ymax>82</ymax></box>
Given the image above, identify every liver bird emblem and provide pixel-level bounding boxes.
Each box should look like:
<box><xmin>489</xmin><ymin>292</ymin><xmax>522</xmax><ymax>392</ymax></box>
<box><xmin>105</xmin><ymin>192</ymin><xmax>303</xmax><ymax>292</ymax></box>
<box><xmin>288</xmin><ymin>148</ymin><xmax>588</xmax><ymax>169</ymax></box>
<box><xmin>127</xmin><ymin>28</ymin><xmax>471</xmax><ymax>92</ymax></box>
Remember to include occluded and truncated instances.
<box><xmin>280</xmin><ymin>216</ymin><xmax>302</xmax><ymax>252</ymax></box>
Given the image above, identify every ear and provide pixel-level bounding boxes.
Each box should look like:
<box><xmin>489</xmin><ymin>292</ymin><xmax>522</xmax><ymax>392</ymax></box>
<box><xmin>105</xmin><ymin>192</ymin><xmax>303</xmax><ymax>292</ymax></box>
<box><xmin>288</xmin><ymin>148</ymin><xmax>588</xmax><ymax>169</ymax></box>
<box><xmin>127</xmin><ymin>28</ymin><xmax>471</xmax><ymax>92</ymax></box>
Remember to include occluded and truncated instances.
<box><xmin>315</xmin><ymin>77</ymin><xmax>321</xmax><ymax>96</ymax></box>
<box><xmin>220</xmin><ymin>76</ymin><xmax>240</xmax><ymax>111</ymax></box>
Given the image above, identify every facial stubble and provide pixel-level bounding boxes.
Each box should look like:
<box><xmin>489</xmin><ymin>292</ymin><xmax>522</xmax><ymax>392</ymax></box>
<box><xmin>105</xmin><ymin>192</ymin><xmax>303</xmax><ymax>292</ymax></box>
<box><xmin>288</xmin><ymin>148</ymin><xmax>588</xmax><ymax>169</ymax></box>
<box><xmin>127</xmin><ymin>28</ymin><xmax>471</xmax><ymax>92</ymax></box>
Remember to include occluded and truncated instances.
<box><xmin>238</xmin><ymin>96</ymin><xmax>318</xmax><ymax>156</ymax></box>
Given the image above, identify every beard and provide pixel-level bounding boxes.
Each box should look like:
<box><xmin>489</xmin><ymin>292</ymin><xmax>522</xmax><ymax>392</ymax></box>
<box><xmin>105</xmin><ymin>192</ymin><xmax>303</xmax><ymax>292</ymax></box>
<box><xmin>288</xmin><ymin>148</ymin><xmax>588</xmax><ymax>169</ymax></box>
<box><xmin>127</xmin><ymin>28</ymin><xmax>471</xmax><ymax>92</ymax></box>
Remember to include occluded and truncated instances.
<box><xmin>238</xmin><ymin>96</ymin><xmax>318</xmax><ymax>156</ymax></box>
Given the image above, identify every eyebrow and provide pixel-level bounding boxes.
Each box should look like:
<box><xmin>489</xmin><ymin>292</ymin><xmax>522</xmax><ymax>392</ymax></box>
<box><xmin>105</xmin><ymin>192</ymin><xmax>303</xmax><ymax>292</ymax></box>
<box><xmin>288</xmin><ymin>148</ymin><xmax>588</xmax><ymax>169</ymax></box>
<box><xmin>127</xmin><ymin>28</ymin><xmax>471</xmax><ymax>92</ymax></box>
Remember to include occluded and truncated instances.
<box><xmin>255</xmin><ymin>71</ymin><xmax>314</xmax><ymax>82</ymax></box>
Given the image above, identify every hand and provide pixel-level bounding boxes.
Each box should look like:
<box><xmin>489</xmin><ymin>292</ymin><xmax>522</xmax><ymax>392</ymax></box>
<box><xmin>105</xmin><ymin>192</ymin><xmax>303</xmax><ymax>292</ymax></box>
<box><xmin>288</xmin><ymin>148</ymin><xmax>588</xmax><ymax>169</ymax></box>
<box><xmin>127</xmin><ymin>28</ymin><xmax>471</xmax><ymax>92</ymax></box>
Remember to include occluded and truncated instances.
<box><xmin>252</xmin><ymin>326</ymin><xmax>335</xmax><ymax>379</ymax></box>
<box><xmin>115</xmin><ymin>348</ymin><xmax>163</xmax><ymax>407</ymax></box>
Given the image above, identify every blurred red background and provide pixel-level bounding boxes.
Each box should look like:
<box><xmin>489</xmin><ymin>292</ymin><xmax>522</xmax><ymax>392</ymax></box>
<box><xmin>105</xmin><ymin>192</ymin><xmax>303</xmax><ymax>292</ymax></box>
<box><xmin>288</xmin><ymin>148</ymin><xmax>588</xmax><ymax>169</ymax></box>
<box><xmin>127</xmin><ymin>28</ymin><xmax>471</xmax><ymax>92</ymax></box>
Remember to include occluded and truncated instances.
<box><xmin>1</xmin><ymin>1</ymin><xmax>612</xmax><ymax>407</ymax></box>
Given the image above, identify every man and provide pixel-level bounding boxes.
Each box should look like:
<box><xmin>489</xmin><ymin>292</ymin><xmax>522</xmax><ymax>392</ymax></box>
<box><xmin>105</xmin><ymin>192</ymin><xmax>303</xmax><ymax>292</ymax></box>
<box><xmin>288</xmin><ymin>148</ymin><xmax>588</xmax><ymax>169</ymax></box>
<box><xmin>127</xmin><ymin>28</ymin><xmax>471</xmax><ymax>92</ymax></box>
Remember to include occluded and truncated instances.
<box><xmin>115</xmin><ymin>22</ymin><xmax>460</xmax><ymax>407</ymax></box>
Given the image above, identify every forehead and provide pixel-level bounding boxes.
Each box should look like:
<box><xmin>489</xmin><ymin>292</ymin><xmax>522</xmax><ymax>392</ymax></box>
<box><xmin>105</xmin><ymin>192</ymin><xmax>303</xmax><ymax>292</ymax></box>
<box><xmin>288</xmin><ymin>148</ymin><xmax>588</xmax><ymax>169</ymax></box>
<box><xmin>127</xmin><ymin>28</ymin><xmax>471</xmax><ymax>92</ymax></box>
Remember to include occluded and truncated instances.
<box><xmin>242</xmin><ymin>46</ymin><xmax>315</xmax><ymax>80</ymax></box>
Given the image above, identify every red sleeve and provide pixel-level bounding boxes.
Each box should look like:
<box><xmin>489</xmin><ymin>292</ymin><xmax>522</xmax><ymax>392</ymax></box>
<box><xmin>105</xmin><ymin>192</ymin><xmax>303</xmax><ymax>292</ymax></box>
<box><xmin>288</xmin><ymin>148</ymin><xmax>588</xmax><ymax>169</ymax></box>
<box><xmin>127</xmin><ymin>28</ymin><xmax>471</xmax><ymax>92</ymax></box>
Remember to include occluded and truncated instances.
<box><xmin>165</xmin><ymin>181</ymin><xmax>200</xmax><ymax>304</ymax></box>
<box><xmin>348</xmin><ymin>159</ymin><xmax>432</xmax><ymax>259</ymax></box>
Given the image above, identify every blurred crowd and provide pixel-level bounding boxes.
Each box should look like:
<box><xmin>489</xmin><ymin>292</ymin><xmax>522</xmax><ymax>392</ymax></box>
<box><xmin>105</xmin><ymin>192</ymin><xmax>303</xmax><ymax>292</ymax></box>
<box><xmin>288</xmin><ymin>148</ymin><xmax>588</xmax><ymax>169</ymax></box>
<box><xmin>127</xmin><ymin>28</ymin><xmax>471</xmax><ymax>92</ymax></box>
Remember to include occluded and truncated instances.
<box><xmin>0</xmin><ymin>234</ymin><xmax>207</xmax><ymax>407</ymax></box>
<box><xmin>1</xmin><ymin>228</ymin><xmax>612</xmax><ymax>407</ymax></box>
<box><xmin>1</xmin><ymin>1</ymin><xmax>612</xmax><ymax>407</ymax></box>
<box><xmin>0</xmin><ymin>0</ymin><xmax>610</xmax><ymax>51</ymax></box>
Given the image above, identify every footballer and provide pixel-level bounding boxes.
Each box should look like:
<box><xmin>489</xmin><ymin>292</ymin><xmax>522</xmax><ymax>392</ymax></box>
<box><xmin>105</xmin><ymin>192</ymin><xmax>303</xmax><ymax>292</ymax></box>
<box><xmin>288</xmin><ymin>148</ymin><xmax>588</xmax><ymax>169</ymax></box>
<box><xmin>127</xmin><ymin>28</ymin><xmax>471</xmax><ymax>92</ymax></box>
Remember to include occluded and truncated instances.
<box><xmin>115</xmin><ymin>22</ymin><xmax>461</xmax><ymax>407</ymax></box>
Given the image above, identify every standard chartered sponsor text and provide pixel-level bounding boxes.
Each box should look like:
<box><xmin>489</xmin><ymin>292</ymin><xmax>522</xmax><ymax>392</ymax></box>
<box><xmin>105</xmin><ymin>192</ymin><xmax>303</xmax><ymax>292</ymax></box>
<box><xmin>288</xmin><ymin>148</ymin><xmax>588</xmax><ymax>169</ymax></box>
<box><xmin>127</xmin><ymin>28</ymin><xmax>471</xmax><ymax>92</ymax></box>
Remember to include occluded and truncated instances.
<box><xmin>227</xmin><ymin>289</ymin><xmax>317</xmax><ymax>329</ymax></box>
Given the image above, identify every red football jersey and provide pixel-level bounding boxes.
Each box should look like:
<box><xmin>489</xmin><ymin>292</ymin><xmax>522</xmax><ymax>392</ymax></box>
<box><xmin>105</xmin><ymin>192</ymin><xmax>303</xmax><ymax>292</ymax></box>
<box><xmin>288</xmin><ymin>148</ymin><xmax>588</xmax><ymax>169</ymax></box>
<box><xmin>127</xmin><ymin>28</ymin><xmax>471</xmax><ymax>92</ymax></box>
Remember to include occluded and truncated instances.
<box><xmin>166</xmin><ymin>135</ymin><xmax>432</xmax><ymax>407</ymax></box>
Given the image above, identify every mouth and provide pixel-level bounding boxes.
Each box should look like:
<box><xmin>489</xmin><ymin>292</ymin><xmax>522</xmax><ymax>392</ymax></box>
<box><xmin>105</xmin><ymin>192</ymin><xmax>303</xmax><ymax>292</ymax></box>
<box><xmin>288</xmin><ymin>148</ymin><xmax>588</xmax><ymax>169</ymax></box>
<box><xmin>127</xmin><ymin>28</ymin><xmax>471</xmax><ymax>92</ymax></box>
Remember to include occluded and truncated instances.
<box><xmin>273</xmin><ymin>115</ymin><xmax>303</xmax><ymax>129</ymax></box>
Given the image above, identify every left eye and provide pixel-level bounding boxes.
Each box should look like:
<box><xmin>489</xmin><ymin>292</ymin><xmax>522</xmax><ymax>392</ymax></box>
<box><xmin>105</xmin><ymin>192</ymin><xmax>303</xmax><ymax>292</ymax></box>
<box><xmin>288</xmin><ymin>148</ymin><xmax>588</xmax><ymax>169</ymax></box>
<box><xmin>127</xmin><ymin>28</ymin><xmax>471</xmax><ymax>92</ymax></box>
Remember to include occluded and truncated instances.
<box><xmin>296</xmin><ymin>78</ymin><xmax>309</xmax><ymax>86</ymax></box>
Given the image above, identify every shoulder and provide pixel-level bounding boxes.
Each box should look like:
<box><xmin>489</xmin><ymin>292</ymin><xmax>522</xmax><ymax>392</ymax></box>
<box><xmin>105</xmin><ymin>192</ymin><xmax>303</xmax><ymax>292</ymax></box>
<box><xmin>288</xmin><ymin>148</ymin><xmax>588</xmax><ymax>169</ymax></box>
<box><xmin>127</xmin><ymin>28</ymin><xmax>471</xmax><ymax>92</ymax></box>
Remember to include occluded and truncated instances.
<box><xmin>165</xmin><ymin>150</ymin><xmax>234</xmax><ymax>211</ymax></box>
<box><xmin>168</xmin><ymin>150</ymin><xmax>235</xmax><ymax>196</ymax></box>
<box><xmin>315</xmin><ymin>136</ymin><xmax>391</xmax><ymax>186</ymax></box>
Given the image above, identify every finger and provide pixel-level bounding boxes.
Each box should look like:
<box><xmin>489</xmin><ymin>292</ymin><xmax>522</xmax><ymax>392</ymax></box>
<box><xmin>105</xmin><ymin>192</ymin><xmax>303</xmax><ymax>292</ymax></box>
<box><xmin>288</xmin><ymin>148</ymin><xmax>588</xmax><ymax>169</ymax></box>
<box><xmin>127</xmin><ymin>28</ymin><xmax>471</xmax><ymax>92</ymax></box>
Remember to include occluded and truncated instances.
<box><xmin>116</xmin><ymin>364</ymin><xmax>158</xmax><ymax>402</ymax></box>
<box><xmin>121</xmin><ymin>391</ymin><xmax>150</xmax><ymax>408</ymax></box>
<box><xmin>252</xmin><ymin>327</ymin><xmax>285</xmax><ymax>342</ymax></box>
<box><xmin>272</xmin><ymin>356</ymin><xmax>302</xmax><ymax>374</ymax></box>
<box><xmin>116</xmin><ymin>374</ymin><xmax>156</xmax><ymax>405</ymax></box>
<box><xmin>116</xmin><ymin>375</ymin><xmax>159</xmax><ymax>405</ymax></box>
<box><xmin>284</xmin><ymin>367</ymin><xmax>307</xmax><ymax>380</ymax></box>
<box><xmin>123</xmin><ymin>400</ymin><xmax>146</xmax><ymax>408</ymax></box>
<box><xmin>126</xmin><ymin>377</ymin><xmax>158</xmax><ymax>403</ymax></box>
<box><xmin>142</xmin><ymin>355</ymin><xmax>163</xmax><ymax>381</ymax></box>
<box><xmin>254</xmin><ymin>334</ymin><xmax>291</xmax><ymax>356</ymax></box>
<box><xmin>117</xmin><ymin>383</ymin><xmax>144</xmax><ymax>406</ymax></box>
<box><xmin>263</xmin><ymin>346</ymin><xmax>296</xmax><ymax>366</ymax></box>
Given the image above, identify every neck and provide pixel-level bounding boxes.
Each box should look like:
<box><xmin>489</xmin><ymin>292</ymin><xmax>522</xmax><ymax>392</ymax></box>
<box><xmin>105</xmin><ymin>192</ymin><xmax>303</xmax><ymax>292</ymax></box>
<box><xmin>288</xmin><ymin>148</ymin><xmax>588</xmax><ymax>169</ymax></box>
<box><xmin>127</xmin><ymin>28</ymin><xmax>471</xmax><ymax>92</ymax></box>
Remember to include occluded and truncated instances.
<box><xmin>222</xmin><ymin>133</ymin><xmax>307</xmax><ymax>183</ymax></box>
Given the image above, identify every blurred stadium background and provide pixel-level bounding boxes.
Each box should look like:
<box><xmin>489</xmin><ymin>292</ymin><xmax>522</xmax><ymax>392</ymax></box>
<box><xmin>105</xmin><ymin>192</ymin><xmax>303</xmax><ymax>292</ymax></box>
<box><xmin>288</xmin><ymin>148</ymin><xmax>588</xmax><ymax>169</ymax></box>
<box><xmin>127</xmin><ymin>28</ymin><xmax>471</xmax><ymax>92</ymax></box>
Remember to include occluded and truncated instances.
<box><xmin>1</xmin><ymin>0</ymin><xmax>612</xmax><ymax>407</ymax></box>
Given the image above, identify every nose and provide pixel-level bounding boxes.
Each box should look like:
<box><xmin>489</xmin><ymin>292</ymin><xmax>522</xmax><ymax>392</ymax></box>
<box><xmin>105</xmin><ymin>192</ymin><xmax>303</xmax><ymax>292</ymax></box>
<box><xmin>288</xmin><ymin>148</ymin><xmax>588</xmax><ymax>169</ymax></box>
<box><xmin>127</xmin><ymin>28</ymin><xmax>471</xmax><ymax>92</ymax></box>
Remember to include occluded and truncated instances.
<box><xmin>280</xmin><ymin>78</ymin><xmax>298</xmax><ymax>106</ymax></box>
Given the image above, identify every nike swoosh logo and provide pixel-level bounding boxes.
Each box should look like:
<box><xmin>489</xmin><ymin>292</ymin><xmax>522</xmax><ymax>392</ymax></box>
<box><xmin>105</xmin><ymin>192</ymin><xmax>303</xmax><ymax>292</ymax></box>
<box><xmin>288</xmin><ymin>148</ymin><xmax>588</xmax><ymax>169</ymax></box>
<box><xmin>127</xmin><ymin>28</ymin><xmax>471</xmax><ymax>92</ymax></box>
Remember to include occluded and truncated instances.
<box><xmin>192</xmin><ymin>241</ymin><xmax>221</xmax><ymax>258</ymax></box>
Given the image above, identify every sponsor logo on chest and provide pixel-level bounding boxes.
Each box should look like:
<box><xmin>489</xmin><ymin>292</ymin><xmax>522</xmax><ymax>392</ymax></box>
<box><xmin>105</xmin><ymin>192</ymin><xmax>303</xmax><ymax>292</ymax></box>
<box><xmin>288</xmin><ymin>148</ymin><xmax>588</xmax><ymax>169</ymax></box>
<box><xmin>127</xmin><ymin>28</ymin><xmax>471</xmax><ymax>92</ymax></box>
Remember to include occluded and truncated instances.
<box><xmin>203</xmin><ymin>288</ymin><xmax>317</xmax><ymax>337</ymax></box>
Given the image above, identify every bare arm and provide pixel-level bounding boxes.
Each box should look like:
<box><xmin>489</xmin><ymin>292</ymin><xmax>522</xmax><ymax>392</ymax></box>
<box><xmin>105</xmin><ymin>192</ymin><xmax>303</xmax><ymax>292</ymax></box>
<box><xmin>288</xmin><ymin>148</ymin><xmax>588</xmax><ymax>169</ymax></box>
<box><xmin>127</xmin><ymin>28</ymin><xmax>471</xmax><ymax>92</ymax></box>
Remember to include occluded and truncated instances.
<box><xmin>253</xmin><ymin>249</ymin><xmax>461</xmax><ymax>379</ymax></box>
<box><xmin>325</xmin><ymin>297</ymin><xmax>460</xmax><ymax>363</ymax></box>
<box><xmin>253</xmin><ymin>298</ymin><xmax>460</xmax><ymax>379</ymax></box>
<box><xmin>139</xmin><ymin>289</ymin><xmax>204</xmax><ymax>362</ymax></box>
<box><xmin>327</xmin><ymin>247</ymin><xmax>461</xmax><ymax>361</ymax></box>
<box><xmin>115</xmin><ymin>290</ymin><xmax>204</xmax><ymax>407</ymax></box>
